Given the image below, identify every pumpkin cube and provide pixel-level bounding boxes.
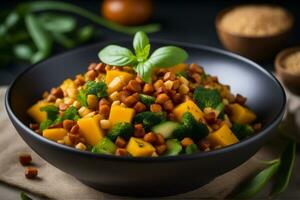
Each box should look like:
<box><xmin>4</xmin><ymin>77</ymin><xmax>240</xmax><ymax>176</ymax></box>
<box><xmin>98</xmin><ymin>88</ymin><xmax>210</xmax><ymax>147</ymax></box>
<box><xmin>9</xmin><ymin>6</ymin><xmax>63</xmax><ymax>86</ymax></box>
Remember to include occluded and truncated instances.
<box><xmin>27</xmin><ymin>101</ymin><xmax>51</xmax><ymax>123</ymax></box>
<box><xmin>60</xmin><ymin>79</ymin><xmax>77</xmax><ymax>98</ymax></box>
<box><xmin>228</xmin><ymin>103</ymin><xmax>256</xmax><ymax>125</ymax></box>
<box><xmin>168</xmin><ymin>63</ymin><xmax>187</xmax><ymax>73</ymax></box>
<box><xmin>126</xmin><ymin>137</ymin><xmax>155</xmax><ymax>157</ymax></box>
<box><xmin>43</xmin><ymin>128</ymin><xmax>67</xmax><ymax>141</ymax></box>
<box><xmin>78</xmin><ymin>114</ymin><xmax>104</xmax><ymax>146</ymax></box>
<box><xmin>105</xmin><ymin>70</ymin><xmax>134</xmax><ymax>85</ymax></box>
<box><xmin>173</xmin><ymin>100</ymin><xmax>204</xmax><ymax>121</ymax></box>
<box><xmin>207</xmin><ymin>124</ymin><xmax>239</xmax><ymax>147</ymax></box>
<box><xmin>109</xmin><ymin>105</ymin><xmax>135</xmax><ymax>126</ymax></box>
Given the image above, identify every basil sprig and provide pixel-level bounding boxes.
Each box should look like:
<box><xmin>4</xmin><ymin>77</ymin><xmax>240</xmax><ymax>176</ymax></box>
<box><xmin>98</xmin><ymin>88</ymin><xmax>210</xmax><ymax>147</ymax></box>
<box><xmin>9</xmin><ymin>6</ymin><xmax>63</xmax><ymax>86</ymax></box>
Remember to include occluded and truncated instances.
<box><xmin>98</xmin><ymin>31</ymin><xmax>188</xmax><ymax>83</ymax></box>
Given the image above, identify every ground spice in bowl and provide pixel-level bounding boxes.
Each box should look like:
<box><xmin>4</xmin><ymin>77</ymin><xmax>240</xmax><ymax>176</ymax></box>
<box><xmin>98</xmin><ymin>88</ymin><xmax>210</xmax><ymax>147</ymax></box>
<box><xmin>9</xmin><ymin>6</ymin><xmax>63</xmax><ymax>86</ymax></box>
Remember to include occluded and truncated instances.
<box><xmin>220</xmin><ymin>5</ymin><xmax>293</xmax><ymax>37</ymax></box>
<box><xmin>283</xmin><ymin>51</ymin><xmax>300</xmax><ymax>74</ymax></box>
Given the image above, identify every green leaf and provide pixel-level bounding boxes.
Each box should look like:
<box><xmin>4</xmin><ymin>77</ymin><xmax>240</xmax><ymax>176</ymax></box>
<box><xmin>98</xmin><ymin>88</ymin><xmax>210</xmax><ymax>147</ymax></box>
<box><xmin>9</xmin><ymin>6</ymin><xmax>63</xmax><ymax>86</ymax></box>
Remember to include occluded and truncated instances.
<box><xmin>20</xmin><ymin>192</ymin><xmax>33</xmax><ymax>200</ymax></box>
<box><xmin>40</xmin><ymin>105</ymin><xmax>59</xmax><ymax>121</ymax></box>
<box><xmin>39</xmin><ymin>119</ymin><xmax>53</xmax><ymax>131</ymax></box>
<box><xmin>148</xmin><ymin>46</ymin><xmax>188</xmax><ymax>68</ymax></box>
<box><xmin>62</xmin><ymin>106</ymin><xmax>80</xmax><ymax>121</ymax></box>
<box><xmin>98</xmin><ymin>45</ymin><xmax>137</xmax><ymax>66</ymax></box>
<box><xmin>24</xmin><ymin>14</ymin><xmax>52</xmax><ymax>52</ymax></box>
<box><xmin>38</xmin><ymin>13</ymin><xmax>76</xmax><ymax>33</ymax></box>
<box><xmin>17</xmin><ymin>1</ymin><xmax>160</xmax><ymax>34</ymax></box>
<box><xmin>4</xmin><ymin>12</ymin><xmax>20</xmax><ymax>29</ymax></box>
<box><xmin>135</xmin><ymin>61</ymin><xmax>154</xmax><ymax>83</ymax></box>
<box><xmin>77</xmin><ymin>90</ymin><xmax>88</xmax><ymax>107</ymax></box>
<box><xmin>133</xmin><ymin>31</ymin><xmax>150</xmax><ymax>59</ymax></box>
<box><xmin>24</xmin><ymin>14</ymin><xmax>52</xmax><ymax>63</ymax></box>
<box><xmin>270</xmin><ymin>141</ymin><xmax>296</xmax><ymax>198</ymax></box>
<box><xmin>51</xmin><ymin>32</ymin><xmax>75</xmax><ymax>49</ymax></box>
<box><xmin>234</xmin><ymin>160</ymin><xmax>280</xmax><ymax>199</ymax></box>
<box><xmin>77</xmin><ymin>25</ymin><xmax>94</xmax><ymax>43</ymax></box>
<box><xmin>13</xmin><ymin>44</ymin><xmax>34</xmax><ymax>60</ymax></box>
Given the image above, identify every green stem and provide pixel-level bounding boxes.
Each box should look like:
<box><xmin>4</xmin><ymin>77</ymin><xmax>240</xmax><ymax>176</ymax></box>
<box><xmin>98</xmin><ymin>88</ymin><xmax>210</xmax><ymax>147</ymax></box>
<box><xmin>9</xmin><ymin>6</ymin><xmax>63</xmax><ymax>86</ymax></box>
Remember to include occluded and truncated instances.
<box><xmin>17</xmin><ymin>1</ymin><xmax>160</xmax><ymax>35</ymax></box>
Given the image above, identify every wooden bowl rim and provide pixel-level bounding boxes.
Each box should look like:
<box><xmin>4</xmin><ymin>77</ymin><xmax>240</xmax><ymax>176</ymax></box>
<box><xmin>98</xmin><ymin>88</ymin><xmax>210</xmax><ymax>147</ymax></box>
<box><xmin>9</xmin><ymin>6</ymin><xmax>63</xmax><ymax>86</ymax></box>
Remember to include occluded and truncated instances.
<box><xmin>215</xmin><ymin>4</ymin><xmax>294</xmax><ymax>39</ymax></box>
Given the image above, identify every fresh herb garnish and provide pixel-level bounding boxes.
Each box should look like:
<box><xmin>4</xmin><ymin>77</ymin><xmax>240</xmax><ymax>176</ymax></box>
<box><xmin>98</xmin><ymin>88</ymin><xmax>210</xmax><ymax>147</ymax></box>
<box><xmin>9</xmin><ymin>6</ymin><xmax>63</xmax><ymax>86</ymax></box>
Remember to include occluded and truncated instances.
<box><xmin>39</xmin><ymin>105</ymin><xmax>79</xmax><ymax>130</ymax></box>
<box><xmin>62</xmin><ymin>106</ymin><xmax>80</xmax><ymax>121</ymax></box>
<box><xmin>40</xmin><ymin>105</ymin><xmax>59</xmax><ymax>121</ymax></box>
<box><xmin>77</xmin><ymin>90</ymin><xmax>88</xmax><ymax>107</ymax></box>
<box><xmin>98</xmin><ymin>31</ymin><xmax>188</xmax><ymax>83</ymax></box>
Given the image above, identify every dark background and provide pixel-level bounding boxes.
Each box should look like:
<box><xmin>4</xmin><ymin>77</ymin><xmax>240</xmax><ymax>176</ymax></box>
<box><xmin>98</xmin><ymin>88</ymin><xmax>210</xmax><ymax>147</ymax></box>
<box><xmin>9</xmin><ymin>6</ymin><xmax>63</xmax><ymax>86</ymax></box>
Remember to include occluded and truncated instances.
<box><xmin>1</xmin><ymin>0</ymin><xmax>299</xmax><ymax>85</ymax></box>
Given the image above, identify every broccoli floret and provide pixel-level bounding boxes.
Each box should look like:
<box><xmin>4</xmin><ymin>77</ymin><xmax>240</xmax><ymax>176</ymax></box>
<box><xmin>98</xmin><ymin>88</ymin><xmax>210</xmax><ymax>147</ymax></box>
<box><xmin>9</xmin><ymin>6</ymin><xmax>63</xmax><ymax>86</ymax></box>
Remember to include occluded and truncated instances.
<box><xmin>107</xmin><ymin>122</ymin><xmax>134</xmax><ymax>141</ymax></box>
<box><xmin>231</xmin><ymin>123</ymin><xmax>254</xmax><ymax>140</ymax></box>
<box><xmin>92</xmin><ymin>137</ymin><xmax>117</xmax><ymax>154</ymax></box>
<box><xmin>185</xmin><ymin>143</ymin><xmax>198</xmax><ymax>154</ymax></box>
<box><xmin>85</xmin><ymin>81</ymin><xmax>107</xmax><ymax>98</ymax></box>
<box><xmin>173</xmin><ymin>125</ymin><xmax>186</xmax><ymax>139</ymax></box>
<box><xmin>193</xmin><ymin>87</ymin><xmax>222</xmax><ymax>109</ymax></box>
<box><xmin>133</xmin><ymin>112</ymin><xmax>166</xmax><ymax>131</ymax></box>
<box><xmin>173</xmin><ymin>112</ymin><xmax>209</xmax><ymax>141</ymax></box>
<box><xmin>139</xmin><ymin>94</ymin><xmax>155</xmax><ymax>106</ymax></box>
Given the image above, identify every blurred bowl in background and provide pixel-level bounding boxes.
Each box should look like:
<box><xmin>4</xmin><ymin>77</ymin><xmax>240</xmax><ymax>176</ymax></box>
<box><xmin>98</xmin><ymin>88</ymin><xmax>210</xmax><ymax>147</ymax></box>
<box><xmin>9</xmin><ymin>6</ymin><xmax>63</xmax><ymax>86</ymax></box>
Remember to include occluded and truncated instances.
<box><xmin>276</xmin><ymin>46</ymin><xmax>300</xmax><ymax>95</ymax></box>
<box><xmin>215</xmin><ymin>4</ymin><xmax>294</xmax><ymax>61</ymax></box>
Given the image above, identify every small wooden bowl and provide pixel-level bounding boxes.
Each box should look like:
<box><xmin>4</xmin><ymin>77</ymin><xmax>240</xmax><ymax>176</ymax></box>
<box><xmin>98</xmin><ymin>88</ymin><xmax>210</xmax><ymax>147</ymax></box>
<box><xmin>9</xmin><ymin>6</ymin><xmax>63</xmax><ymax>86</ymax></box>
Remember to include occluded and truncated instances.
<box><xmin>216</xmin><ymin>5</ymin><xmax>294</xmax><ymax>61</ymax></box>
<box><xmin>275</xmin><ymin>47</ymin><xmax>300</xmax><ymax>95</ymax></box>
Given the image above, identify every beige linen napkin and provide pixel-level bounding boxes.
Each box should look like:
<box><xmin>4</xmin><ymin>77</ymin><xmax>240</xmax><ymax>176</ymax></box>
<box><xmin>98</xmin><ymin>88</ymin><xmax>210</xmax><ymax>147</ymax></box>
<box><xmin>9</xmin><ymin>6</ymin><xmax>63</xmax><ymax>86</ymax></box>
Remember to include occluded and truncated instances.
<box><xmin>0</xmin><ymin>86</ymin><xmax>297</xmax><ymax>200</ymax></box>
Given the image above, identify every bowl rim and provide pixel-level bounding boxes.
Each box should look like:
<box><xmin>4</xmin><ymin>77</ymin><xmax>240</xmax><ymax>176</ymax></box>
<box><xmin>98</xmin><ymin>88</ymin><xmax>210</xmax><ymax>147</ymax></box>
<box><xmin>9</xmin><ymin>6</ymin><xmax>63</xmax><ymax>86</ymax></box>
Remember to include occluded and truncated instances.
<box><xmin>215</xmin><ymin>3</ymin><xmax>294</xmax><ymax>39</ymax></box>
<box><xmin>5</xmin><ymin>39</ymin><xmax>286</xmax><ymax>162</ymax></box>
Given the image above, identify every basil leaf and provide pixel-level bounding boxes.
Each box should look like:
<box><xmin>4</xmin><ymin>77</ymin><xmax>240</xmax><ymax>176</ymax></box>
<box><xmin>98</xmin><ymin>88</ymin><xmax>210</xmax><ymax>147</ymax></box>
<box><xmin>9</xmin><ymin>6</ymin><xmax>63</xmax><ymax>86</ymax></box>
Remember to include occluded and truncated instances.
<box><xmin>270</xmin><ymin>141</ymin><xmax>296</xmax><ymax>198</ymax></box>
<box><xmin>135</xmin><ymin>61</ymin><xmax>154</xmax><ymax>83</ymax></box>
<box><xmin>234</xmin><ymin>160</ymin><xmax>280</xmax><ymax>199</ymax></box>
<box><xmin>77</xmin><ymin>25</ymin><xmax>94</xmax><ymax>43</ymax></box>
<box><xmin>148</xmin><ymin>46</ymin><xmax>188</xmax><ymax>68</ymax></box>
<box><xmin>51</xmin><ymin>32</ymin><xmax>75</xmax><ymax>49</ymax></box>
<box><xmin>98</xmin><ymin>45</ymin><xmax>137</xmax><ymax>66</ymax></box>
<box><xmin>133</xmin><ymin>31</ymin><xmax>150</xmax><ymax>58</ymax></box>
<box><xmin>13</xmin><ymin>44</ymin><xmax>34</xmax><ymax>60</ymax></box>
<box><xmin>24</xmin><ymin>14</ymin><xmax>52</xmax><ymax>63</ymax></box>
<box><xmin>38</xmin><ymin>13</ymin><xmax>76</xmax><ymax>33</ymax></box>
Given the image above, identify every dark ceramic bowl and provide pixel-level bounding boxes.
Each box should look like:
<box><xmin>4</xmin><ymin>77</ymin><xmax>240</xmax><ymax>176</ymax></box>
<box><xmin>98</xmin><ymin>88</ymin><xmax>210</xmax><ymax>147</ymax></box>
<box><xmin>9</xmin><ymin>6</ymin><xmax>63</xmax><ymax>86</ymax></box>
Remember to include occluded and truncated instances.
<box><xmin>5</xmin><ymin>40</ymin><xmax>286</xmax><ymax>197</ymax></box>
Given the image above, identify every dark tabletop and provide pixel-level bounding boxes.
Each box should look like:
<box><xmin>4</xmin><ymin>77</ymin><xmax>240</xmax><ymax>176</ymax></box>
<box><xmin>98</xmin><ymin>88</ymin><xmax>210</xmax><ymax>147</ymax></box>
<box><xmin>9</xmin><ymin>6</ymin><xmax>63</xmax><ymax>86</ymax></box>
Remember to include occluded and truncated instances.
<box><xmin>1</xmin><ymin>0</ymin><xmax>300</xmax><ymax>85</ymax></box>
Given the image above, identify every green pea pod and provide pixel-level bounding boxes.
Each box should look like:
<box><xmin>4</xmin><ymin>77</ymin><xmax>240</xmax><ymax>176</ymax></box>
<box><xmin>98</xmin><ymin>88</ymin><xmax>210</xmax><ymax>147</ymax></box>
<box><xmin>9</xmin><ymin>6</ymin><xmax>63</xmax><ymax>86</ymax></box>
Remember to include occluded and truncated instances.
<box><xmin>234</xmin><ymin>160</ymin><xmax>280</xmax><ymax>199</ymax></box>
<box><xmin>24</xmin><ymin>14</ymin><xmax>52</xmax><ymax>63</ymax></box>
<box><xmin>270</xmin><ymin>141</ymin><xmax>296</xmax><ymax>198</ymax></box>
<box><xmin>17</xmin><ymin>1</ymin><xmax>160</xmax><ymax>34</ymax></box>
